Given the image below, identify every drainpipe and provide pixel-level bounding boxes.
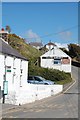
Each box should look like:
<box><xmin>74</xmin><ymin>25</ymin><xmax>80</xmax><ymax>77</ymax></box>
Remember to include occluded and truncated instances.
<box><xmin>3</xmin><ymin>56</ymin><xmax>6</xmax><ymax>104</ymax></box>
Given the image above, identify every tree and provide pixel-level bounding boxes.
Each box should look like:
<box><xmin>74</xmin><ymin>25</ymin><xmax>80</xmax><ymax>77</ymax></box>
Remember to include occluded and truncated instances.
<box><xmin>68</xmin><ymin>44</ymin><xmax>80</xmax><ymax>62</ymax></box>
<box><xmin>5</xmin><ymin>25</ymin><xmax>11</xmax><ymax>33</ymax></box>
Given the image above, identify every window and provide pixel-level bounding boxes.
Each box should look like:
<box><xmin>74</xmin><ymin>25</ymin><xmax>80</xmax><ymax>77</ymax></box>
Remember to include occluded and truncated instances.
<box><xmin>20</xmin><ymin>75</ymin><xmax>22</xmax><ymax>87</ymax></box>
<box><xmin>4</xmin><ymin>56</ymin><xmax>6</xmax><ymax>65</ymax></box>
<box><xmin>34</xmin><ymin>77</ymin><xmax>42</xmax><ymax>82</ymax></box>
<box><xmin>54</xmin><ymin>59</ymin><xmax>61</xmax><ymax>64</ymax></box>
<box><xmin>42</xmin><ymin>57</ymin><xmax>54</xmax><ymax>59</ymax></box>
<box><xmin>13</xmin><ymin>58</ymin><xmax>16</xmax><ymax>68</ymax></box>
<box><xmin>28</xmin><ymin>76</ymin><xmax>34</xmax><ymax>80</ymax></box>
<box><xmin>20</xmin><ymin>60</ymin><xmax>22</xmax><ymax>69</ymax></box>
<box><xmin>12</xmin><ymin>75</ymin><xmax>14</xmax><ymax>84</ymax></box>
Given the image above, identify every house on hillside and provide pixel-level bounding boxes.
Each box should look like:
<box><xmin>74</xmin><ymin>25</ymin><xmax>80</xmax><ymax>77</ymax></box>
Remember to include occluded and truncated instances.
<box><xmin>45</xmin><ymin>41</ymin><xmax>56</xmax><ymax>50</ymax></box>
<box><xmin>0</xmin><ymin>38</ymin><xmax>28</xmax><ymax>104</ymax></box>
<box><xmin>0</xmin><ymin>28</ymin><xmax>9</xmax><ymax>43</ymax></box>
<box><xmin>29</xmin><ymin>42</ymin><xmax>43</xmax><ymax>49</ymax></box>
<box><xmin>40</xmin><ymin>45</ymin><xmax>71</xmax><ymax>73</ymax></box>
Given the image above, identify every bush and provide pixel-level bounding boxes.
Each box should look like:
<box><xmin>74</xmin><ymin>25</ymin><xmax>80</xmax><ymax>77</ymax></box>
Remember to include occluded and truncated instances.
<box><xmin>28</xmin><ymin>65</ymin><xmax>72</xmax><ymax>84</ymax></box>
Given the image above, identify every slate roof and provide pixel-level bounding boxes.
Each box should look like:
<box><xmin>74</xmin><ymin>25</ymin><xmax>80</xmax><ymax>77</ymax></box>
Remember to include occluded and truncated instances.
<box><xmin>29</xmin><ymin>42</ymin><xmax>43</xmax><ymax>47</ymax></box>
<box><xmin>0</xmin><ymin>38</ymin><xmax>28</xmax><ymax>61</ymax></box>
<box><xmin>46</xmin><ymin>42</ymin><xmax>56</xmax><ymax>46</ymax></box>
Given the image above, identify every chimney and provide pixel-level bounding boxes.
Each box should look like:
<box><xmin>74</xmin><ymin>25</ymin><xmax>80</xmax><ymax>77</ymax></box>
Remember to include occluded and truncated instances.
<box><xmin>1</xmin><ymin>28</ymin><xmax>5</xmax><ymax>31</ymax></box>
<box><xmin>0</xmin><ymin>28</ymin><xmax>9</xmax><ymax>43</ymax></box>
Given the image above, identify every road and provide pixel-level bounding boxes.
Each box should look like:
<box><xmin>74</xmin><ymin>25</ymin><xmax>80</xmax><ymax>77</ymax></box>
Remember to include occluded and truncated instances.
<box><xmin>2</xmin><ymin>66</ymin><xmax>79</xmax><ymax>118</ymax></box>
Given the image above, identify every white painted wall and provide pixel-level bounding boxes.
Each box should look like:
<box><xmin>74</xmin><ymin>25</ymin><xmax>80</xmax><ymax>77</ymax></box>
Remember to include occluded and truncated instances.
<box><xmin>40</xmin><ymin>58</ymin><xmax>71</xmax><ymax>72</ymax></box>
<box><xmin>0</xmin><ymin>53</ymin><xmax>5</xmax><ymax>90</ymax></box>
<box><xmin>5</xmin><ymin>84</ymin><xmax>63</xmax><ymax>105</ymax></box>
<box><xmin>46</xmin><ymin>44</ymin><xmax>54</xmax><ymax>50</ymax></box>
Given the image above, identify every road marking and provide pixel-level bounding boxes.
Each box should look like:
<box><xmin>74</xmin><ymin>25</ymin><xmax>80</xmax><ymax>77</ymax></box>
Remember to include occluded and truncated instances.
<box><xmin>63</xmin><ymin>80</ymin><xmax>76</xmax><ymax>94</ymax></box>
<box><xmin>3</xmin><ymin>108</ymin><xmax>22</xmax><ymax>115</ymax></box>
<box><xmin>64</xmin><ymin>112</ymin><xmax>69</xmax><ymax>116</ymax></box>
<box><xmin>9</xmin><ymin>116</ymin><xmax>13</xmax><ymax>118</ymax></box>
<box><xmin>0</xmin><ymin>107</ymin><xmax>17</xmax><ymax>114</ymax></box>
<box><xmin>23</xmin><ymin>109</ymin><xmax>34</xmax><ymax>112</ymax></box>
<box><xmin>35</xmin><ymin>109</ymin><xmax>42</xmax><ymax>112</ymax></box>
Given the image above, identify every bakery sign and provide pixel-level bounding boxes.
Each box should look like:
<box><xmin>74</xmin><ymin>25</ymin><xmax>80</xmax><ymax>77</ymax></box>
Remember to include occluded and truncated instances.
<box><xmin>62</xmin><ymin>58</ymin><xmax>70</xmax><ymax>64</ymax></box>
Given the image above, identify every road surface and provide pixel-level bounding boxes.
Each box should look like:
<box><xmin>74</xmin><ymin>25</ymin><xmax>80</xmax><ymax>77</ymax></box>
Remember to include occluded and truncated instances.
<box><xmin>2</xmin><ymin>66</ymin><xmax>79</xmax><ymax>118</ymax></box>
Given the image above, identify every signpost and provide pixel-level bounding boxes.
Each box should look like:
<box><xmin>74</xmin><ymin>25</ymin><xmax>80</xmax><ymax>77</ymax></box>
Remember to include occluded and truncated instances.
<box><xmin>3</xmin><ymin>81</ymin><xmax>8</xmax><ymax>95</ymax></box>
<box><xmin>3</xmin><ymin>81</ymin><xmax>8</xmax><ymax>104</ymax></box>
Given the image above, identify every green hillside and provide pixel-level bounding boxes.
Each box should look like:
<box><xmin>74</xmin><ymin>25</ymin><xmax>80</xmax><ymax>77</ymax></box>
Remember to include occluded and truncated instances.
<box><xmin>8</xmin><ymin>34</ymin><xmax>42</xmax><ymax>63</ymax></box>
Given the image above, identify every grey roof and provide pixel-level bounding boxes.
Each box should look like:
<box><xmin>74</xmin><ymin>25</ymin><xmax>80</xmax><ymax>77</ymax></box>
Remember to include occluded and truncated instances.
<box><xmin>0</xmin><ymin>38</ymin><xmax>28</xmax><ymax>61</ymax></box>
<box><xmin>46</xmin><ymin>42</ymin><xmax>56</xmax><ymax>46</ymax></box>
<box><xmin>29</xmin><ymin>42</ymin><xmax>43</xmax><ymax>47</ymax></box>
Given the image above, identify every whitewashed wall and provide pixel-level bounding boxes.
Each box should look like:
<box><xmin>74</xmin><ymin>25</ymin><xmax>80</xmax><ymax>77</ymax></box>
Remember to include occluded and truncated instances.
<box><xmin>40</xmin><ymin>58</ymin><xmax>71</xmax><ymax>72</ymax></box>
<box><xmin>46</xmin><ymin>44</ymin><xmax>54</xmax><ymax>50</ymax></box>
<box><xmin>0</xmin><ymin>53</ymin><xmax>5</xmax><ymax>90</ymax></box>
<box><xmin>6</xmin><ymin>84</ymin><xmax>63</xmax><ymax>105</ymax></box>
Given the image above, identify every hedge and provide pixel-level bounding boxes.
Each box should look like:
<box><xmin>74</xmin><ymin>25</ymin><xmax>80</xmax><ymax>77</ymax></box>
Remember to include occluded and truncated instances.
<box><xmin>28</xmin><ymin>65</ymin><xmax>72</xmax><ymax>84</ymax></box>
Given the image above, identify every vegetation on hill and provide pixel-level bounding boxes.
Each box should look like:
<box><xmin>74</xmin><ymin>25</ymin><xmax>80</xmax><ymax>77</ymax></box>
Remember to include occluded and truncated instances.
<box><xmin>8</xmin><ymin>34</ymin><xmax>42</xmax><ymax>64</ymax></box>
<box><xmin>29</xmin><ymin>64</ymin><xmax>72</xmax><ymax>85</ymax></box>
<box><xmin>68</xmin><ymin>44</ymin><xmax>80</xmax><ymax>62</ymax></box>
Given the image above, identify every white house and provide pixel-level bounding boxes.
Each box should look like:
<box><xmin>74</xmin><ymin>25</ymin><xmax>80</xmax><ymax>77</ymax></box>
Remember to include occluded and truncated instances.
<box><xmin>0</xmin><ymin>28</ymin><xmax>9</xmax><ymax>43</ymax></box>
<box><xmin>0</xmin><ymin>38</ymin><xmax>28</xmax><ymax>104</ymax></box>
<box><xmin>40</xmin><ymin>46</ymin><xmax>71</xmax><ymax>73</ymax></box>
<box><xmin>29</xmin><ymin>42</ymin><xmax>43</xmax><ymax>50</ymax></box>
<box><xmin>45</xmin><ymin>41</ymin><xmax>56</xmax><ymax>50</ymax></box>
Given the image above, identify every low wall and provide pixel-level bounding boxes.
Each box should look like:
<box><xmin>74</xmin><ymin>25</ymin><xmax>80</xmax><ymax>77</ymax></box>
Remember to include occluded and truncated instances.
<box><xmin>72</xmin><ymin>60</ymin><xmax>80</xmax><ymax>67</ymax></box>
<box><xmin>5</xmin><ymin>84</ymin><xmax>63</xmax><ymax>105</ymax></box>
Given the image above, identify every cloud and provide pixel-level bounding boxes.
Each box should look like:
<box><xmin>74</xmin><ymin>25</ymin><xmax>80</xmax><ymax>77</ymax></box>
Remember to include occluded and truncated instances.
<box><xmin>26</xmin><ymin>29</ymin><xmax>41</xmax><ymax>42</ymax></box>
<box><xmin>59</xmin><ymin>31</ymin><xmax>72</xmax><ymax>41</ymax></box>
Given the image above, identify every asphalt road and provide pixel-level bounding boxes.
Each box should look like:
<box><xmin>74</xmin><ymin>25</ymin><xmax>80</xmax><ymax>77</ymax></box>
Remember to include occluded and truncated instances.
<box><xmin>2</xmin><ymin>66</ymin><xmax>79</xmax><ymax>118</ymax></box>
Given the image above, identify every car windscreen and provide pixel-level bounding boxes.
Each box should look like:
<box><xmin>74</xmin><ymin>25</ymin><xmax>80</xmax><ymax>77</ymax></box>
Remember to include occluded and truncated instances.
<box><xmin>28</xmin><ymin>76</ymin><xmax>34</xmax><ymax>80</ymax></box>
<box><xmin>38</xmin><ymin>76</ymin><xmax>46</xmax><ymax>81</ymax></box>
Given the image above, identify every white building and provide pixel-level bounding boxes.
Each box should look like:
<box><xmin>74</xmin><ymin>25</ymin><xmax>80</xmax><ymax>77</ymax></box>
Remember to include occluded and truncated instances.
<box><xmin>29</xmin><ymin>42</ymin><xmax>43</xmax><ymax>50</ymax></box>
<box><xmin>0</xmin><ymin>28</ymin><xmax>9</xmax><ymax>43</ymax></box>
<box><xmin>40</xmin><ymin>46</ymin><xmax>71</xmax><ymax>73</ymax></box>
<box><xmin>0</xmin><ymin>38</ymin><xmax>28</xmax><ymax>104</ymax></box>
<box><xmin>45</xmin><ymin>42</ymin><xmax>56</xmax><ymax>50</ymax></box>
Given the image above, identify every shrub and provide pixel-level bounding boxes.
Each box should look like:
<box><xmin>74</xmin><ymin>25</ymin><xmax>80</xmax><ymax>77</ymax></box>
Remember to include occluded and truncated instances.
<box><xmin>28</xmin><ymin>65</ymin><xmax>72</xmax><ymax>83</ymax></box>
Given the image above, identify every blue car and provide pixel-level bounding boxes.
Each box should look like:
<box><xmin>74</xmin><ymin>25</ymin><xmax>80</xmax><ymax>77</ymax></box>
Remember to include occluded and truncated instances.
<box><xmin>28</xmin><ymin>76</ymin><xmax>55</xmax><ymax>85</ymax></box>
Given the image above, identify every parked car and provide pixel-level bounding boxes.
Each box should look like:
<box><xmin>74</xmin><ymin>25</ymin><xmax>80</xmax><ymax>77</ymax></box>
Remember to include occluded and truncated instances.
<box><xmin>28</xmin><ymin>76</ymin><xmax>55</xmax><ymax>85</ymax></box>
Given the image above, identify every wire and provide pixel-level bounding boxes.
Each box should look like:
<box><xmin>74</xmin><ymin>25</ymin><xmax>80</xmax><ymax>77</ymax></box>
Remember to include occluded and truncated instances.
<box><xmin>26</xmin><ymin>25</ymin><xmax>79</xmax><ymax>40</ymax></box>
